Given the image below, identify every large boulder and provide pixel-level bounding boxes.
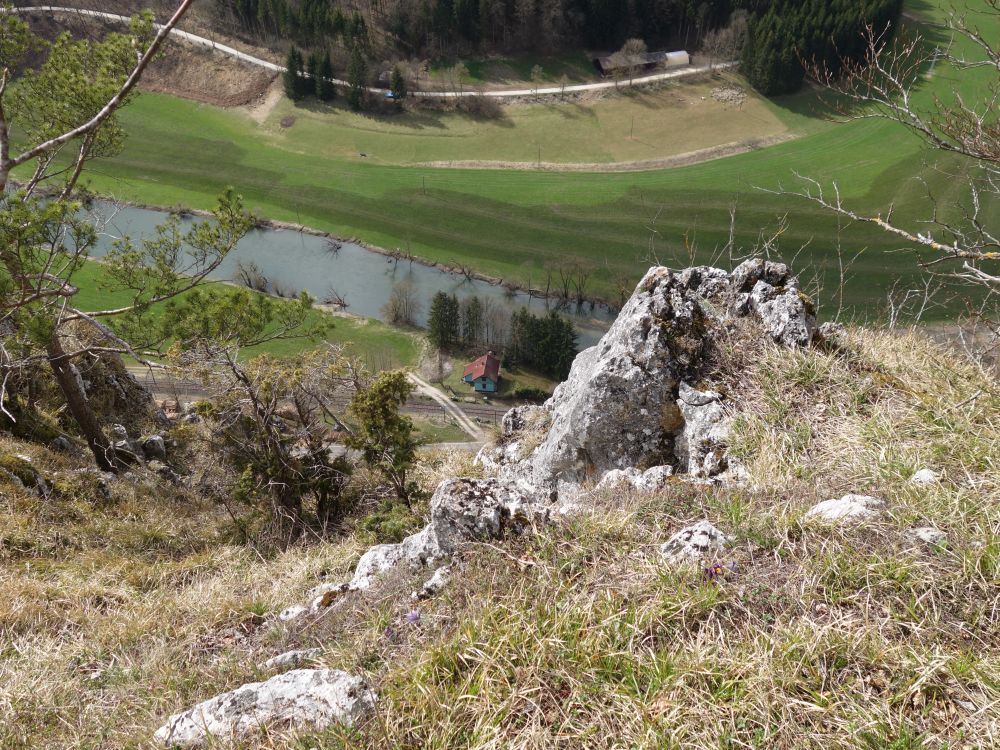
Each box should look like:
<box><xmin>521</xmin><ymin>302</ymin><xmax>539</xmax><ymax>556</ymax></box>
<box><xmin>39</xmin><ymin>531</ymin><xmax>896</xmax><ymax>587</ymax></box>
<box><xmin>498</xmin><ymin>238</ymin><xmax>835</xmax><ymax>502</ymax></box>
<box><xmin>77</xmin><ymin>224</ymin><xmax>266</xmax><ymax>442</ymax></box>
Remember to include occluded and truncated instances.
<box><xmin>154</xmin><ymin>668</ymin><xmax>374</xmax><ymax>747</ymax></box>
<box><xmin>479</xmin><ymin>260</ymin><xmax>815</xmax><ymax>502</ymax></box>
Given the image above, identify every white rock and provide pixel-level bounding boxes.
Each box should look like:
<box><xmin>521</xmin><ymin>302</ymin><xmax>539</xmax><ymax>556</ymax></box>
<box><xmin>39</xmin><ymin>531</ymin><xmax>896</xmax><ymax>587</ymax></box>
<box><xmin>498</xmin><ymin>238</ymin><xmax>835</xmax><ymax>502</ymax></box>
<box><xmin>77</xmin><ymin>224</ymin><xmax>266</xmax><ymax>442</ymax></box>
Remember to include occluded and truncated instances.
<box><xmin>141</xmin><ymin>435</ymin><xmax>167</xmax><ymax>461</ymax></box>
<box><xmin>412</xmin><ymin>564</ymin><xmax>452</xmax><ymax>600</ymax></box>
<box><xmin>907</xmin><ymin>527</ymin><xmax>948</xmax><ymax>546</ymax></box>
<box><xmin>675</xmin><ymin>382</ymin><xmax>730</xmax><ymax>479</ymax></box>
<box><xmin>660</xmin><ymin>521</ymin><xmax>729</xmax><ymax>563</ymax></box>
<box><xmin>910</xmin><ymin>468</ymin><xmax>940</xmax><ymax>485</ymax></box>
<box><xmin>278</xmin><ymin>605</ymin><xmax>308</xmax><ymax>622</ymax></box>
<box><xmin>287</xmin><ymin>478</ymin><xmax>548</xmax><ymax>617</ymax></box>
<box><xmin>259</xmin><ymin>648</ymin><xmax>322</xmax><ymax>671</ymax></box>
<box><xmin>481</xmin><ymin>261</ymin><xmax>815</xmax><ymax>504</ymax></box>
<box><xmin>804</xmin><ymin>494</ymin><xmax>884</xmax><ymax>522</ymax></box>
<box><xmin>634</xmin><ymin>465</ymin><xmax>675</xmax><ymax>491</ymax></box>
<box><xmin>153</xmin><ymin>669</ymin><xmax>374</xmax><ymax>747</ymax></box>
<box><xmin>595</xmin><ymin>465</ymin><xmax>674</xmax><ymax>493</ymax></box>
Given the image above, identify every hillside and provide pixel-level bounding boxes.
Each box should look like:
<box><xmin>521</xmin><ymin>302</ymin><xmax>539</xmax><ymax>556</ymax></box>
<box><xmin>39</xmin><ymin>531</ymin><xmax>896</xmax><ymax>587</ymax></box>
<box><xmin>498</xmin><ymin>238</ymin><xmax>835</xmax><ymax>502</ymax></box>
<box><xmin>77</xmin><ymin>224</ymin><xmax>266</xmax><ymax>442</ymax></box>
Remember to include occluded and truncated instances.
<box><xmin>2</xmin><ymin>263</ymin><xmax>998</xmax><ymax>748</ymax></box>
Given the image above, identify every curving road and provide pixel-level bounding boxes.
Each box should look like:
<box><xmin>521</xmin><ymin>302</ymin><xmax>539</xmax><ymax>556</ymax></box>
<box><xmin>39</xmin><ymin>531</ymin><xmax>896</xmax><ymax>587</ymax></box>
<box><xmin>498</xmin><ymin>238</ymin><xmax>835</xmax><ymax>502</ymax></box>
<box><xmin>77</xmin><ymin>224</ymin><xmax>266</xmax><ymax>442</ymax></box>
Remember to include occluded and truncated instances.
<box><xmin>13</xmin><ymin>6</ymin><xmax>735</xmax><ymax>98</ymax></box>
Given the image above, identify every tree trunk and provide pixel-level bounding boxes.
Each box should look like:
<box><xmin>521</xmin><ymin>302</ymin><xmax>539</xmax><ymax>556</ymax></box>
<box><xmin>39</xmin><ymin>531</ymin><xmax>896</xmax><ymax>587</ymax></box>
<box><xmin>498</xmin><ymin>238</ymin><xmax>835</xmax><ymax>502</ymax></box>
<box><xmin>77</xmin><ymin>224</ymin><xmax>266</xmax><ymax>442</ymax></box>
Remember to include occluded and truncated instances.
<box><xmin>47</xmin><ymin>333</ymin><xmax>119</xmax><ymax>472</ymax></box>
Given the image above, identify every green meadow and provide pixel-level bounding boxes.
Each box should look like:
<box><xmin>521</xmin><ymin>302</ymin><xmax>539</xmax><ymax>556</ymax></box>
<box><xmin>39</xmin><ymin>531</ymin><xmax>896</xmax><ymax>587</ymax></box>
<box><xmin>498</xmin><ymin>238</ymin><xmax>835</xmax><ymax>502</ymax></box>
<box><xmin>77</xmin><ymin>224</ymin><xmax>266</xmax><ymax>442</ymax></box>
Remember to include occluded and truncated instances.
<box><xmin>70</xmin><ymin>262</ymin><xmax>422</xmax><ymax>367</ymax></box>
<box><xmin>40</xmin><ymin>0</ymin><xmax>997</xmax><ymax>320</ymax></box>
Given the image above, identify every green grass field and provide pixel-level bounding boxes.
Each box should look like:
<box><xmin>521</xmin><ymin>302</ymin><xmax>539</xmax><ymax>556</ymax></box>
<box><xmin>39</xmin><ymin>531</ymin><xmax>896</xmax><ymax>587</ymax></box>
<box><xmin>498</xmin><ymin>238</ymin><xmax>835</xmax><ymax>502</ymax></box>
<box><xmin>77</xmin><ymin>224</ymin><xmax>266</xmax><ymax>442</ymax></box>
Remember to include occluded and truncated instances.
<box><xmin>70</xmin><ymin>262</ymin><xmax>422</xmax><ymax>368</ymax></box>
<box><xmin>35</xmin><ymin>0</ymin><xmax>997</xmax><ymax>321</ymax></box>
<box><xmin>261</xmin><ymin>76</ymin><xmax>789</xmax><ymax>166</ymax></box>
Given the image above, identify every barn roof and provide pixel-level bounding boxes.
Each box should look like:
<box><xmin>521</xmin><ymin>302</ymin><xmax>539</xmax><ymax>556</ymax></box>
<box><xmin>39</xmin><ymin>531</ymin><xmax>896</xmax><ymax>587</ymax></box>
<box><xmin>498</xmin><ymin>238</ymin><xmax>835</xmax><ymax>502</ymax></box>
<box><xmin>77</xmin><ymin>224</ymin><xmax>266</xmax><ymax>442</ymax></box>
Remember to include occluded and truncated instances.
<box><xmin>463</xmin><ymin>353</ymin><xmax>501</xmax><ymax>383</ymax></box>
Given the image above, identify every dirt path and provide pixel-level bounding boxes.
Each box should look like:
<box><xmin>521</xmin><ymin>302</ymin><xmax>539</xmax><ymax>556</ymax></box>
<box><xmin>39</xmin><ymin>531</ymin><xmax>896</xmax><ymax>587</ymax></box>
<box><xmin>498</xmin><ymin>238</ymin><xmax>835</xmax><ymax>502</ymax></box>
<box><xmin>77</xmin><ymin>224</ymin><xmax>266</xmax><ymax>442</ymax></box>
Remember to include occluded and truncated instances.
<box><xmin>15</xmin><ymin>7</ymin><xmax>734</xmax><ymax>99</ymax></box>
<box><xmin>416</xmin><ymin>134</ymin><xmax>796</xmax><ymax>173</ymax></box>
<box><xmin>406</xmin><ymin>373</ymin><xmax>486</xmax><ymax>441</ymax></box>
<box><xmin>246</xmin><ymin>80</ymin><xmax>284</xmax><ymax>124</ymax></box>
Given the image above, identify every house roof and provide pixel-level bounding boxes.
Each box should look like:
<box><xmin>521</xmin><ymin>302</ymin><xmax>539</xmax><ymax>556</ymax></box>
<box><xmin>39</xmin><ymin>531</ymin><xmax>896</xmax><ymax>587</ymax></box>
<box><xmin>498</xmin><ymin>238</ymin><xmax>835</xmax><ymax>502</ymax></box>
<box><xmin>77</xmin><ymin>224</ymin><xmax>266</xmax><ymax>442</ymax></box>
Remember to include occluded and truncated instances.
<box><xmin>463</xmin><ymin>353</ymin><xmax>501</xmax><ymax>382</ymax></box>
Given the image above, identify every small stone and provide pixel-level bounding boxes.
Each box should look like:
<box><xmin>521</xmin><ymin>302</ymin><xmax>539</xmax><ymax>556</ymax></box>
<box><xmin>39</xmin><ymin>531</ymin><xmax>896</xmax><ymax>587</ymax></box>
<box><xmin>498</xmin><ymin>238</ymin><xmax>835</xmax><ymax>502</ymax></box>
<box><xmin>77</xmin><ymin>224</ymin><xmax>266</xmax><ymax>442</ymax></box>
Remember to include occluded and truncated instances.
<box><xmin>907</xmin><ymin>527</ymin><xmax>948</xmax><ymax>547</ymax></box>
<box><xmin>153</xmin><ymin>668</ymin><xmax>374</xmax><ymax>747</ymax></box>
<box><xmin>278</xmin><ymin>605</ymin><xmax>308</xmax><ymax>622</ymax></box>
<box><xmin>141</xmin><ymin>435</ymin><xmax>167</xmax><ymax>461</ymax></box>
<box><xmin>412</xmin><ymin>565</ymin><xmax>452</xmax><ymax>601</ymax></box>
<box><xmin>804</xmin><ymin>494</ymin><xmax>884</xmax><ymax>522</ymax></box>
<box><xmin>50</xmin><ymin>436</ymin><xmax>73</xmax><ymax>452</ymax></box>
<box><xmin>258</xmin><ymin>648</ymin><xmax>322</xmax><ymax>671</ymax></box>
<box><xmin>910</xmin><ymin>469</ymin><xmax>940</xmax><ymax>485</ymax></box>
<box><xmin>660</xmin><ymin>521</ymin><xmax>729</xmax><ymax>564</ymax></box>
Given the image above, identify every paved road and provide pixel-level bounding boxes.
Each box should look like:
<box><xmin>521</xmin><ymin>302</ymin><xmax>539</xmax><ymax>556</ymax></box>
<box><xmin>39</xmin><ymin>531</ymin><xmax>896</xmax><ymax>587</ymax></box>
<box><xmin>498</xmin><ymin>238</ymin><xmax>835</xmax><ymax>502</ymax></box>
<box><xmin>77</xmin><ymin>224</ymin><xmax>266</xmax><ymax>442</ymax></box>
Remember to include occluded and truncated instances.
<box><xmin>15</xmin><ymin>6</ymin><xmax>735</xmax><ymax>98</ymax></box>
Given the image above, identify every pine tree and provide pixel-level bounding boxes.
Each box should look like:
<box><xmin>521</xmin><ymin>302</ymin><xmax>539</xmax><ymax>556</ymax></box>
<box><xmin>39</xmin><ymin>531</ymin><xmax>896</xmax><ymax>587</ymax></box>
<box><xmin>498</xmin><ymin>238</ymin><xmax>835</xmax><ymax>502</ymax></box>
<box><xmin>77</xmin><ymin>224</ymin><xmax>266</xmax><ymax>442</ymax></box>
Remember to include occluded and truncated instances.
<box><xmin>427</xmin><ymin>291</ymin><xmax>450</xmax><ymax>350</ymax></box>
<box><xmin>347</xmin><ymin>45</ymin><xmax>367</xmax><ymax>110</ymax></box>
<box><xmin>307</xmin><ymin>50</ymin><xmax>322</xmax><ymax>97</ymax></box>
<box><xmin>389</xmin><ymin>65</ymin><xmax>407</xmax><ymax>100</ymax></box>
<box><xmin>428</xmin><ymin>292</ymin><xmax>461</xmax><ymax>350</ymax></box>
<box><xmin>461</xmin><ymin>296</ymin><xmax>483</xmax><ymax>347</ymax></box>
<box><xmin>283</xmin><ymin>45</ymin><xmax>304</xmax><ymax>100</ymax></box>
<box><xmin>317</xmin><ymin>50</ymin><xmax>336</xmax><ymax>101</ymax></box>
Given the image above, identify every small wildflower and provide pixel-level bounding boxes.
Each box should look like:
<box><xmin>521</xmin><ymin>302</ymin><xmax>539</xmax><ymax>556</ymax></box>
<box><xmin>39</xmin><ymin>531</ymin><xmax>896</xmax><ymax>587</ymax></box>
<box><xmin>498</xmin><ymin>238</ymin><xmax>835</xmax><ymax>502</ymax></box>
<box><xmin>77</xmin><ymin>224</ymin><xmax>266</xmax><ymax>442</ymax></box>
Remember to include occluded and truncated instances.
<box><xmin>703</xmin><ymin>562</ymin><xmax>733</xmax><ymax>583</ymax></box>
<box><xmin>404</xmin><ymin>610</ymin><xmax>420</xmax><ymax>623</ymax></box>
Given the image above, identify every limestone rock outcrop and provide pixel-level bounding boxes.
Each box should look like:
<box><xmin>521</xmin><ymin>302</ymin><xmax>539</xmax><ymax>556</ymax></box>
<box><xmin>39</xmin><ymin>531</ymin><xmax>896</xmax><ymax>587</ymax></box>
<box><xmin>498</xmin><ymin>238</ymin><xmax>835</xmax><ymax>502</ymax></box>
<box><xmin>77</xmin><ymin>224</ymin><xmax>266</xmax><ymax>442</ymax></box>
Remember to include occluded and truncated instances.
<box><xmin>478</xmin><ymin>260</ymin><xmax>816</xmax><ymax>502</ymax></box>
<box><xmin>281</xmin><ymin>478</ymin><xmax>548</xmax><ymax>619</ymax></box>
<box><xmin>154</xmin><ymin>668</ymin><xmax>374</xmax><ymax>747</ymax></box>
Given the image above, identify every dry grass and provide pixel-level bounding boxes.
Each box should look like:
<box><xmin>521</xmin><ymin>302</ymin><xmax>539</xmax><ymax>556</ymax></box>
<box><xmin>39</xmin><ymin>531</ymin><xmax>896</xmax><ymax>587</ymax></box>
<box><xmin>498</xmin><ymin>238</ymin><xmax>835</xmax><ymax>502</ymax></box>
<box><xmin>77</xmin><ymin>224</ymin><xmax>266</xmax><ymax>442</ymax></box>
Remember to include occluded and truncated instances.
<box><xmin>1</xmin><ymin>326</ymin><xmax>998</xmax><ymax>748</ymax></box>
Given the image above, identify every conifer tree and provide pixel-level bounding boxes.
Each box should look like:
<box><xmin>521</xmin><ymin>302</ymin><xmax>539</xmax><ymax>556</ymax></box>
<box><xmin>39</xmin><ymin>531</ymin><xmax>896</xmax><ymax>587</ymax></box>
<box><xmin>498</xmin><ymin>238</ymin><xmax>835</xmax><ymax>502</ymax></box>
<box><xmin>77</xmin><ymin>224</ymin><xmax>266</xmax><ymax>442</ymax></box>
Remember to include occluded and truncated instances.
<box><xmin>316</xmin><ymin>50</ymin><xmax>336</xmax><ymax>101</ymax></box>
<box><xmin>284</xmin><ymin>45</ymin><xmax>305</xmax><ymax>100</ymax></box>
<box><xmin>347</xmin><ymin>45</ymin><xmax>367</xmax><ymax>110</ymax></box>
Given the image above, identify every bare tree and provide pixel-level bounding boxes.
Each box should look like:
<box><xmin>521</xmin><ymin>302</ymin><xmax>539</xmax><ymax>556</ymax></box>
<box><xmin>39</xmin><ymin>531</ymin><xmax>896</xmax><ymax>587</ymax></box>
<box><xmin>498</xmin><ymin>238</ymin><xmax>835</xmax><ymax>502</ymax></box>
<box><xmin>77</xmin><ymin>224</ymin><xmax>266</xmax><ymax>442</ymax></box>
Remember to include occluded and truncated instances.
<box><xmin>788</xmin><ymin>10</ymin><xmax>999</xmax><ymax>294</ymax></box>
<box><xmin>620</xmin><ymin>38</ymin><xmax>648</xmax><ymax>85</ymax></box>
<box><xmin>382</xmin><ymin>279</ymin><xmax>422</xmax><ymax>325</ymax></box>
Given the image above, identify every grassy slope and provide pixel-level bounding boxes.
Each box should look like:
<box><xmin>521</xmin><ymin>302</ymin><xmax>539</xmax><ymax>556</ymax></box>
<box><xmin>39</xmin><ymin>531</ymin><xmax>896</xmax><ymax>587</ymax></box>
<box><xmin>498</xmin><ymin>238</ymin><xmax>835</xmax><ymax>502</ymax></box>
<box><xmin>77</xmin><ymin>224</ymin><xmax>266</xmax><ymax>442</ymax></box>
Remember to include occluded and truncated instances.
<box><xmin>261</xmin><ymin>77</ymin><xmax>789</xmax><ymax>166</ymax></box>
<box><xmin>2</xmin><ymin>326</ymin><xmax>997</xmax><ymax>748</ymax></box>
<box><xmin>70</xmin><ymin>261</ymin><xmax>422</xmax><ymax>368</ymax></box>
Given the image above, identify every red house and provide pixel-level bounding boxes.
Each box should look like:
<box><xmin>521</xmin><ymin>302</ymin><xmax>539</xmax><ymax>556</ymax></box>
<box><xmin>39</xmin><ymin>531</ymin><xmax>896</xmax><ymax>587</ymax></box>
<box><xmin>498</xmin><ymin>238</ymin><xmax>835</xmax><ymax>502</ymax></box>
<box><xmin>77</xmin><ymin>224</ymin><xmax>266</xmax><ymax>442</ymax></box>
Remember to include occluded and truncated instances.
<box><xmin>462</xmin><ymin>352</ymin><xmax>501</xmax><ymax>394</ymax></box>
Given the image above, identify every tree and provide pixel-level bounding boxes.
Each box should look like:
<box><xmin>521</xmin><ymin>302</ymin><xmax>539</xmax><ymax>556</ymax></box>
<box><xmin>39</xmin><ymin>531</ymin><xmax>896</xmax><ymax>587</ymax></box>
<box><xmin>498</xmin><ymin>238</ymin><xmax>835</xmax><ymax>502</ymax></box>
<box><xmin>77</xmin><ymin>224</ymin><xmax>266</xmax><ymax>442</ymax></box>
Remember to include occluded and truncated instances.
<box><xmin>187</xmin><ymin>345</ymin><xmax>355</xmax><ymax>541</ymax></box>
<box><xmin>558</xmin><ymin>73</ymin><xmax>570</xmax><ymax>98</ymax></box>
<box><xmin>389</xmin><ymin>65</ymin><xmax>408</xmax><ymax>100</ymax></box>
<box><xmin>530</xmin><ymin>63</ymin><xmax>545</xmax><ymax>94</ymax></box>
<box><xmin>461</xmin><ymin>295</ymin><xmax>484</xmax><ymax>346</ymax></box>
<box><xmin>789</xmin><ymin>8</ymin><xmax>998</xmax><ymax>341</ymax></box>
<box><xmin>382</xmin><ymin>280</ymin><xmax>422</xmax><ymax>325</ymax></box>
<box><xmin>316</xmin><ymin>50</ymin><xmax>336</xmax><ymax>101</ymax></box>
<box><xmin>452</xmin><ymin>62</ymin><xmax>470</xmax><ymax>95</ymax></box>
<box><xmin>284</xmin><ymin>45</ymin><xmax>306</xmax><ymax>100</ymax></box>
<box><xmin>427</xmin><ymin>291</ymin><xmax>459</xmax><ymax>350</ymax></box>
<box><xmin>620</xmin><ymin>38</ymin><xmax>647</xmax><ymax>85</ymax></box>
<box><xmin>347</xmin><ymin>44</ymin><xmax>368</xmax><ymax>109</ymax></box>
<box><xmin>0</xmin><ymin>1</ymin><xmax>254</xmax><ymax>472</ymax></box>
<box><xmin>347</xmin><ymin>371</ymin><xmax>418</xmax><ymax>504</ymax></box>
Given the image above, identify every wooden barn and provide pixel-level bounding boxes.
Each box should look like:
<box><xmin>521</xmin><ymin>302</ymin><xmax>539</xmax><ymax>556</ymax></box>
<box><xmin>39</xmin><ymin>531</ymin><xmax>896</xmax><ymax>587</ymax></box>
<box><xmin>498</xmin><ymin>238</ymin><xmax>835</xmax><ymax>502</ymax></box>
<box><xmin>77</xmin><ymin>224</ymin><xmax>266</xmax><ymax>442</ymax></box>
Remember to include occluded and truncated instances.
<box><xmin>463</xmin><ymin>352</ymin><xmax>501</xmax><ymax>394</ymax></box>
<box><xmin>593</xmin><ymin>50</ymin><xmax>690</xmax><ymax>76</ymax></box>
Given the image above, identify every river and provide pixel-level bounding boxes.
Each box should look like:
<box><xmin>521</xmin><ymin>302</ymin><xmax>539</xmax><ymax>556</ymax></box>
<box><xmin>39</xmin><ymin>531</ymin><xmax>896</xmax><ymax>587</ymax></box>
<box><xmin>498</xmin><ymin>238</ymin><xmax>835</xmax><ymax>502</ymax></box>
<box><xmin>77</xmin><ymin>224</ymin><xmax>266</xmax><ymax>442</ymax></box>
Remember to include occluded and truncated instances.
<box><xmin>85</xmin><ymin>202</ymin><xmax>616</xmax><ymax>348</ymax></box>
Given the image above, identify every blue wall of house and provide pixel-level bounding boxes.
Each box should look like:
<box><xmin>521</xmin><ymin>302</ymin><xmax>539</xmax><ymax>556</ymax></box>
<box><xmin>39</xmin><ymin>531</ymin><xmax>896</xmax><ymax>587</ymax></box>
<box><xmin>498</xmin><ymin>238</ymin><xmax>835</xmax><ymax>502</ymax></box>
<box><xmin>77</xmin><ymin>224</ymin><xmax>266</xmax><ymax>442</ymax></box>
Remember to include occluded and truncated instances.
<box><xmin>473</xmin><ymin>376</ymin><xmax>497</xmax><ymax>393</ymax></box>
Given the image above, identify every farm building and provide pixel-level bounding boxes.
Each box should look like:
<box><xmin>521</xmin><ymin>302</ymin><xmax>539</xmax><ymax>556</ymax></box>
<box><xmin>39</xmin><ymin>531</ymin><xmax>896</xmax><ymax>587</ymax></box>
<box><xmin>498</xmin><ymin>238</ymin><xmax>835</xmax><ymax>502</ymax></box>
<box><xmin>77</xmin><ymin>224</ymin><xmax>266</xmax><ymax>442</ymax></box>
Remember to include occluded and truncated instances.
<box><xmin>463</xmin><ymin>352</ymin><xmax>501</xmax><ymax>394</ymax></box>
<box><xmin>593</xmin><ymin>50</ymin><xmax>690</xmax><ymax>76</ymax></box>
